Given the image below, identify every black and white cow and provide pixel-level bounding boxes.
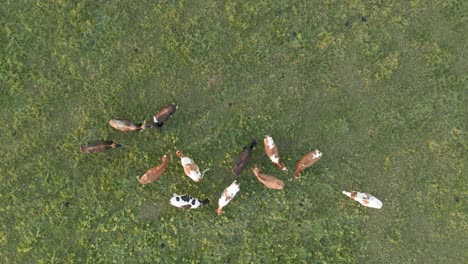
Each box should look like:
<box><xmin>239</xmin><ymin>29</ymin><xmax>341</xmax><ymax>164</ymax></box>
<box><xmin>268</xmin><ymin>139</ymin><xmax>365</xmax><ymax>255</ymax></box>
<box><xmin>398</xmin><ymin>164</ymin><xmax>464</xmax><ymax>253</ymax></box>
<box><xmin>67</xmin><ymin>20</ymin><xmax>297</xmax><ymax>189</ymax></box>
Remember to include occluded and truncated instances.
<box><xmin>170</xmin><ymin>193</ymin><xmax>209</xmax><ymax>209</ymax></box>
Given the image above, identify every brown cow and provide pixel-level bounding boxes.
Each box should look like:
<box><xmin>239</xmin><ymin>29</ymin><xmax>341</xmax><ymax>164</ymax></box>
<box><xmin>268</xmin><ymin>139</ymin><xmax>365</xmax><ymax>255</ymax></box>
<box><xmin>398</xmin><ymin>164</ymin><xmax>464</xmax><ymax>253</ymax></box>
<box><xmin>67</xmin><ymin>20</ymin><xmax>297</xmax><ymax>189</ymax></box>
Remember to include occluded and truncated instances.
<box><xmin>137</xmin><ymin>154</ymin><xmax>169</xmax><ymax>184</ymax></box>
<box><xmin>293</xmin><ymin>149</ymin><xmax>322</xmax><ymax>180</ymax></box>
<box><xmin>232</xmin><ymin>139</ymin><xmax>256</xmax><ymax>175</ymax></box>
<box><xmin>80</xmin><ymin>140</ymin><xmax>121</xmax><ymax>154</ymax></box>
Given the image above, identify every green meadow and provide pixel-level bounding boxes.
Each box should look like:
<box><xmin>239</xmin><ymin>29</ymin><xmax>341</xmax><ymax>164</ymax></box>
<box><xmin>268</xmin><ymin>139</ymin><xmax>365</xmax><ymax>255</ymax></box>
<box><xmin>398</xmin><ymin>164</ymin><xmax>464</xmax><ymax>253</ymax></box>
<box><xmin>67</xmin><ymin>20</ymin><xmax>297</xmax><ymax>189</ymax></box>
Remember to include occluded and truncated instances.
<box><xmin>1</xmin><ymin>0</ymin><xmax>466</xmax><ymax>263</ymax></box>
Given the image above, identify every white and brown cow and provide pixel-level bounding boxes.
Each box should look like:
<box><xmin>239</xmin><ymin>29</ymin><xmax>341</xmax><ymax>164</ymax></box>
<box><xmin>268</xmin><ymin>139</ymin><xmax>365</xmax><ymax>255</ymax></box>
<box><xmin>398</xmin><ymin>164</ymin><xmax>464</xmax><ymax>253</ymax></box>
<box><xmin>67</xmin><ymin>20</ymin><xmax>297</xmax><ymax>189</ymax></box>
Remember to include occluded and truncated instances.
<box><xmin>176</xmin><ymin>150</ymin><xmax>209</xmax><ymax>182</ymax></box>
<box><xmin>342</xmin><ymin>191</ymin><xmax>383</xmax><ymax>209</ymax></box>
<box><xmin>263</xmin><ymin>135</ymin><xmax>287</xmax><ymax>171</ymax></box>
<box><xmin>217</xmin><ymin>180</ymin><xmax>240</xmax><ymax>215</ymax></box>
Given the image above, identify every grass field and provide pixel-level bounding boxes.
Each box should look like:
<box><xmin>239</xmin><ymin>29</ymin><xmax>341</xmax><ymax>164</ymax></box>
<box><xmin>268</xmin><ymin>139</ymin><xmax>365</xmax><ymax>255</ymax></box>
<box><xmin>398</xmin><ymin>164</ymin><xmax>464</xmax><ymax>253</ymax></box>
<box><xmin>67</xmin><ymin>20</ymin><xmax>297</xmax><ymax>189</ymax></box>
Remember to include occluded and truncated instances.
<box><xmin>0</xmin><ymin>0</ymin><xmax>466</xmax><ymax>263</ymax></box>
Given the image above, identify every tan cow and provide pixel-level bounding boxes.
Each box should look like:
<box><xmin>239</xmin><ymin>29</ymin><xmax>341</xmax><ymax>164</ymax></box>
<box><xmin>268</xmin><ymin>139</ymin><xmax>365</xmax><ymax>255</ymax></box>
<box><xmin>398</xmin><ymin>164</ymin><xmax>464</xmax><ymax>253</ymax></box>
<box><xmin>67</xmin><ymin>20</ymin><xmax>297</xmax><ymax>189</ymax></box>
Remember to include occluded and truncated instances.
<box><xmin>109</xmin><ymin>119</ymin><xmax>150</xmax><ymax>132</ymax></box>
<box><xmin>252</xmin><ymin>165</ymin><xmax>284</xmax><ymax>190</ymax></box>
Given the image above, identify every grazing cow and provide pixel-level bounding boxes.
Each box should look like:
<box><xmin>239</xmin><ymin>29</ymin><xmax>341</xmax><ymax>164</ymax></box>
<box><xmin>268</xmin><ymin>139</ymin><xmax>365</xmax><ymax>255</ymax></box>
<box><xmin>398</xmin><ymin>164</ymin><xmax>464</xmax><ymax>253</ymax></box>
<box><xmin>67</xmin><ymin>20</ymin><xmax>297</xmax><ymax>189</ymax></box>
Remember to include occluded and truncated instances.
<box><xmin>176</xmin><ymin>150</ymin><xmax>210</xmax><ymax>182</ymax></box>
<box><xmin>80</xmin><ymin>140</ymin><xmax>121</xmax><ymax>154</ymax></box>
<box><xmin>170</xmin><ymin>193</ymin><xmax>209</xmax><ymax>209</ymax></box>
<box><xmin>232</xmin><ymin>139</ymin><xmax>256</xmax><ymax>175</ymax></box>
<box><xmin>152</xmin><ymin>104</ymin><xmax>177</xmax><ymax>127</ymax></box>
<box><xmin>342</xmin><ymin>191</ymin><xmax>383</xmax><ymax>209</ymax></box>
<box><xmin>109</xmin><ymin>119</ymin><xmax>150</xmax><ymax>132</ymax></box>
<box><xmin>217</xmin><ymin>180</ymin><xmax>240</xmax><ymax>215</ymax></box>
<box><xmin>137</xmin><ymin>154</ymin><xmax>169</xmax><ymax>184</ymax></box>
<box><xmin>263</xmin><ymin>135</ymin><xmax>287</xmax><ymax>171</ymax></box>
<box><xmin>252</xmin><ymin>165</ymin><xmax>284</xmax><ymax>190</ymax></box>
<box><xmin>293</xmin><ymin>149</ymin><xmax>322</xmax><ymax>180</ymax></box>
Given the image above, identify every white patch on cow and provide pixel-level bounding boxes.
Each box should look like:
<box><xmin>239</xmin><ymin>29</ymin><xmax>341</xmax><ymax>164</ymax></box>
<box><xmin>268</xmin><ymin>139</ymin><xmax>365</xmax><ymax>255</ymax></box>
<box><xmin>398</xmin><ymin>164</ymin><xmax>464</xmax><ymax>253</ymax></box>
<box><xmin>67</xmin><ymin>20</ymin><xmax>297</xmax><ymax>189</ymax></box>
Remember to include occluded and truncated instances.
<box><xmin>312</xmin><ymin>150</ymin><xmax>322</xmax><ymax>159</ymax></box>
<box><xmin>265</xmin><ymin>136</ymin><xmax>275</xmax><ymax>149</ymax></box>
<box><xmin>180</xmin><ymin>157</ymin><xmax>192</xmax><ymax>166</ymax></box>
<box><xmin>270</xmin><ymin>154</ymin><xmax>279</xmax><ymax>163</ymax></box>
<box><xmin>226</xmin><ymin>181</ymin><xmax>240</xmax><ymax>194</ymax></box>
<box><xmin>153</xmin><ymin>116</ymin><xmax>159</xmax><ymax>124</ymax></box>
<box><xmin>170</xmin><ymin>194</ymin><xmax>185</xmax><ymax>207</ymax></box>
<box><xmin>189</xmin><ymin>170</ymin><xmax>202</xmax><ymax>181</ymax></box>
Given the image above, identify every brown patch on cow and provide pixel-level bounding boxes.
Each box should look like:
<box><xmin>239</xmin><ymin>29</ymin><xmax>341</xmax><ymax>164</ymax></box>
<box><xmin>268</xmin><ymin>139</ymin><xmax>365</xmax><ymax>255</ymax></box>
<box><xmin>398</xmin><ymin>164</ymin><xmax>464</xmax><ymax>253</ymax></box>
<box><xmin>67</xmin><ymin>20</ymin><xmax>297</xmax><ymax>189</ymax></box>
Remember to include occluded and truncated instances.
<box><xmin>221</xmin><ymin>189</ymin><xmax>234</xmax><ymax>202</ymax></box>
<box><xmin>216</xmin><ymin>207</ymin><xmax>224</xmax><ymax>215</ymax></box>
<box><xmin>176</xmin><ymin>150</ymin><xmax>183</xmax><ymax>158</ymax></box>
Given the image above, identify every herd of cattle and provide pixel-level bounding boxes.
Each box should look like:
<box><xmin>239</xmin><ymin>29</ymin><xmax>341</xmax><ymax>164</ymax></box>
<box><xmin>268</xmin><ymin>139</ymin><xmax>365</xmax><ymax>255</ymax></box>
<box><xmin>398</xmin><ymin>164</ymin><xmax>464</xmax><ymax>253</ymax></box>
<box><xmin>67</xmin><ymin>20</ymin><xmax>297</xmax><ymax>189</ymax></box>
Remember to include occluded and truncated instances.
<box><xmin>80</xmin><ymin>104</ymin><xmax>383</xmax><ymax>215</ymax></box>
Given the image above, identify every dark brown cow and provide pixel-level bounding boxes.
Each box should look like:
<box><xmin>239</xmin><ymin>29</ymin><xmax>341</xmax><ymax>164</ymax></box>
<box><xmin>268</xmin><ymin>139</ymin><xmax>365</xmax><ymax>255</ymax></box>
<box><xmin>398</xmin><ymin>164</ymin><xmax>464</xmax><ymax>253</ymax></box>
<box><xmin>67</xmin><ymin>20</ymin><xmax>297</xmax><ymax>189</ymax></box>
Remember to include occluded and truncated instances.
<box><xmin>232</xmin><ymin>139</ymin><xmax>256</xmax><ymax>175</ymax></box>
<box><xmin>152</xmin><ymin>104</ymin><xmax>177</xmax><ymax>127</ymax></box>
